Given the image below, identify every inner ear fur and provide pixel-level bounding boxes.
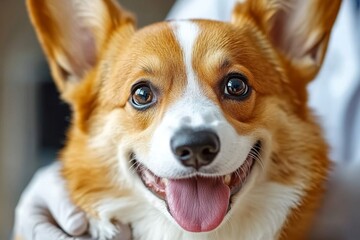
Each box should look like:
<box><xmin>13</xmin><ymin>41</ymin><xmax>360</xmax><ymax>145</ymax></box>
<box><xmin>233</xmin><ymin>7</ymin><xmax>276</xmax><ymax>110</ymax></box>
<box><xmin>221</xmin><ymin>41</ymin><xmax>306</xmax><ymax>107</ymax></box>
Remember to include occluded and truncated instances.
<box><xmin>232</xmin><ymin>0</ymin><xmax>341</xmax><ymax>85</ymax></box>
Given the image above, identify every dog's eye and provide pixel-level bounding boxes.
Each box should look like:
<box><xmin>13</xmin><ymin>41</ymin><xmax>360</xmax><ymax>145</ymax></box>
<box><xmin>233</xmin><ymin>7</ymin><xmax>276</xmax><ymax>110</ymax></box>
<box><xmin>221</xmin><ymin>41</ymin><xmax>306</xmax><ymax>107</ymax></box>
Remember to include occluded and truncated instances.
<box><xmin>131</xmin><ymin>83</ymin><xmax>155</xmax><ymax>109</ymax></box>
<box><xmin>224</xmin><ymin>74</ymin><xmax>250</xmax><ymax>99</ymax></box>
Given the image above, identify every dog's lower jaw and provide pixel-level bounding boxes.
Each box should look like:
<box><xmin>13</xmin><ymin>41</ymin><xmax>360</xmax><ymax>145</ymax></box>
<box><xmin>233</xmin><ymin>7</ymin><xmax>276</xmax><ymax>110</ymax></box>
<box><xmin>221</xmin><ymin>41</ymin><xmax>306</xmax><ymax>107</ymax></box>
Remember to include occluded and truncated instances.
<box><xmin>133</xmin><ymin>183</ymin><xmax>301</xmax><ymax>240</ymax></box>
<box><xmin>87</xmin><ymin>178</ymin><xmax>302</xmax><ymax>240</ymax></box>
<box><xmin>134</xmin><ymin>141</ymin><xmax>260</xmax><ymax>233</ymax></box>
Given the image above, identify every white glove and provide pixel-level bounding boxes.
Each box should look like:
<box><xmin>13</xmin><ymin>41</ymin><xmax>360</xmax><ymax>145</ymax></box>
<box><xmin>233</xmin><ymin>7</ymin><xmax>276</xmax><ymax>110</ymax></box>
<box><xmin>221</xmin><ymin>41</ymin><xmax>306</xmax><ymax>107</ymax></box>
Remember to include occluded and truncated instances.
<box><xmin>13</xmin><ymin>162</ymin><xmax>131</xmax><ymax>240</ymax></box>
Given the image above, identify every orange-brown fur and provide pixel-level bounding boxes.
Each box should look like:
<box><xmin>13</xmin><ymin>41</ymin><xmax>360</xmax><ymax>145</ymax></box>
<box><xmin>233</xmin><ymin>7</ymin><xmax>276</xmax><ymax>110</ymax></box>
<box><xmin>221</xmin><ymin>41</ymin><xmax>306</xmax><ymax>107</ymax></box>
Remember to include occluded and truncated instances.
<box><xmin>26</xmin><ymin>0</ymin><xmax>341</xmax><ymax>239</ymax></box>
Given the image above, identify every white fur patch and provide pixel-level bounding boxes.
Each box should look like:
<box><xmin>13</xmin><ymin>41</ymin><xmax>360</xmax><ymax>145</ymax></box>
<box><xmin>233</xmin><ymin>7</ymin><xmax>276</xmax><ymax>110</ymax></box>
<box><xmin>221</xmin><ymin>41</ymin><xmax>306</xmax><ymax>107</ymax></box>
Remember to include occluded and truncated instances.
<box><xmin>171</xmin><ymin>21</ymin><xmax>200</xmax><ymax>94</ymax></box>
<box><xmin>88</xmin><ymin>217</ymin><xmax>118</xmax><ymax>240</ymax></box>
<box><xmin>92</xmin><ymin>182</ymin><xmax>302</xmax><ymax>240</ymax></box>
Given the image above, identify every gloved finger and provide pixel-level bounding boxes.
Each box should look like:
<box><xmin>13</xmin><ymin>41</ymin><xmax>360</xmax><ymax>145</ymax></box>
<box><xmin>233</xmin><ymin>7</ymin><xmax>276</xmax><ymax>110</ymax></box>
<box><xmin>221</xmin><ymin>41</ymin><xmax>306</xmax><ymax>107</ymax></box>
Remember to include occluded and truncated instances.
<box><xmin>33</xmin><ymin>221</ymin><xmax>74</xmax><ymax>240</ymax></box>
<box><xmin>47</xmin><ymin>199</ymin><xmax>88</xmax><ymax>236</ymax></box>
<box><xmin>34</xmin><ymin>222</ymin><xmax>95</xmax><ymax>240</ymax></box>
<box><xmin>32</xmin><ymin>209</ymin><xmax>95</xmax><ymax>240</ymax></box>
<box><xmin>39</xmin><ymin>162</ymin><xmax>88</xmax><ymax>236</ymax></box>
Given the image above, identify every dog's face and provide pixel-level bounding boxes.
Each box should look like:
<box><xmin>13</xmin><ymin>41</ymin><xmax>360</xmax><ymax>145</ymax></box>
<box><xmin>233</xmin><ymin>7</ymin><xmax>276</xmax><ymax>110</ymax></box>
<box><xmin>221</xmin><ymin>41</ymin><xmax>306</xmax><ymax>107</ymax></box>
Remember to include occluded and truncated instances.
<box><xmin>27</xmin><ymin>0</ymin><xmax>341</xmax><ymax>237</ymax></box>
<box><xmin>101</xmin><ymin>20</ymin><xmax>274</xmax><ymax>232</ymax></box>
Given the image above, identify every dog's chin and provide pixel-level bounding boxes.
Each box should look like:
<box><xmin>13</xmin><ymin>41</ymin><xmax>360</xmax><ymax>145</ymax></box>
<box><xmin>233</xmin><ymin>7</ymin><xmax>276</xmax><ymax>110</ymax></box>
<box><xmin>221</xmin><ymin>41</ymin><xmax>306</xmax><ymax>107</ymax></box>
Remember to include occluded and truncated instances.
<box><xmin>133</xmin><ymin>141</ymin><xmax>261</xmax><ymax>233</ymax></box>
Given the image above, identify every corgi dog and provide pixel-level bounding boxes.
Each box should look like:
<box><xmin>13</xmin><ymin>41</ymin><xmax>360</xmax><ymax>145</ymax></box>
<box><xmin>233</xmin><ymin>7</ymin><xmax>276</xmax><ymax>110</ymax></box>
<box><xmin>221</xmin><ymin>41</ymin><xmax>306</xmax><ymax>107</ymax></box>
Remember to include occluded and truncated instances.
<box><xmin>26</xmin><ymin>0</ymin><xmax>341</xmax><ymax>239</ymax></box>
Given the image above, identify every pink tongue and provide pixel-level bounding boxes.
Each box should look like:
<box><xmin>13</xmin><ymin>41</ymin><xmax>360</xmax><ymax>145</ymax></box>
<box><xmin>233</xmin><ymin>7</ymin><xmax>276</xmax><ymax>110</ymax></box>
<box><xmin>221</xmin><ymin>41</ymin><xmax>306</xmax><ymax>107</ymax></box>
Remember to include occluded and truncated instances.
<box><xmin>166</xmin><ymin>177</ymin><xmax>230</xmax><ymax>232</ymax></box>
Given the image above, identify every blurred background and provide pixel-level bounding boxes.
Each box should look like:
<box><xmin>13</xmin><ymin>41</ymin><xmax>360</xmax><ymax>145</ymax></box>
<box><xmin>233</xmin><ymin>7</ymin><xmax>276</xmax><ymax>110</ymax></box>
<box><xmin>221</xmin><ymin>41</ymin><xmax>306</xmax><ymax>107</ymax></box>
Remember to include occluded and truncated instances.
<box><xmin>0</xmin><ymin>1</ymin><xmax>175</xmax><ymax>238</ymax></box>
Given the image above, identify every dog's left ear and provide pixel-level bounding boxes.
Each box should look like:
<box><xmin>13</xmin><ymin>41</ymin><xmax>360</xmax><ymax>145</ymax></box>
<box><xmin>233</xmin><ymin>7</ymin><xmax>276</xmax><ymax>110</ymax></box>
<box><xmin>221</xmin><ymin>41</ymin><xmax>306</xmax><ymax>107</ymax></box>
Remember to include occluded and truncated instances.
<box><xmin>26</xmin><ymin>0</ymin><xmax>135</xmax><ymax>100</ymax></box>
<box><xmin>232</xmin><ymin>0</ymin><xmax>341</xmax><ymax>85</ymax></box>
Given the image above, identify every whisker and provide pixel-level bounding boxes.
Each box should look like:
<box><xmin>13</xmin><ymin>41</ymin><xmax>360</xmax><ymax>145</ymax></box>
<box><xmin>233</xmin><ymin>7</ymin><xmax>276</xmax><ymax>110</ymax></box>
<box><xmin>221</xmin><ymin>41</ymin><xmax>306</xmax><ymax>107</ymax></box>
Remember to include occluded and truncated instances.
<box><xmin>235</xmin><ymin>169</ymin><xmax>243</xmax><ymax>185</ymax></box>
<box><xmin>128</xmin><ymin>154</ymin><xmax>142</xmax><ymax>175</ymax></box>
<box><xmin>249</xmin><ymin>152</ymin><xmax>265</xmax><ymax>171</ymax></box>
<box><xmin>239</xmin><ymin>167</ymin><xmax>246</xmax><ymax>185</ymax></box>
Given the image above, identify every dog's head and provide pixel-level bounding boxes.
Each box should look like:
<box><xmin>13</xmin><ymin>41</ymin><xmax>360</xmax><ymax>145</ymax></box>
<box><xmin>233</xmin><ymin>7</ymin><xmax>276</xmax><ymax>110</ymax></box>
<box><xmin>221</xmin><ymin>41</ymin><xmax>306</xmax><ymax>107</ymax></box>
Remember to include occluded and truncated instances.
<box><xmin>27</xmin><ymin>0</ymin><xmax>340</xmax><ymax>237</ymax></box>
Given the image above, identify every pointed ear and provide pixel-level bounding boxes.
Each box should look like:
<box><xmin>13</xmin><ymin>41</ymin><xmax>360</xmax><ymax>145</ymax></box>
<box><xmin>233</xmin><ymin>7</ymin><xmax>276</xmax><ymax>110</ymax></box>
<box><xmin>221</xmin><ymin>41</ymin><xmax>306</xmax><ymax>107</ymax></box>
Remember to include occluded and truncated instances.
<box><xmin>26</xmin><ymin>0</ymin><xmax>135</xmax><ymax>96</ymax></box>
<box><xmin>232</xmin><ymin>0</ymin><xmax>341</xmax><ymax>84</ymax></box>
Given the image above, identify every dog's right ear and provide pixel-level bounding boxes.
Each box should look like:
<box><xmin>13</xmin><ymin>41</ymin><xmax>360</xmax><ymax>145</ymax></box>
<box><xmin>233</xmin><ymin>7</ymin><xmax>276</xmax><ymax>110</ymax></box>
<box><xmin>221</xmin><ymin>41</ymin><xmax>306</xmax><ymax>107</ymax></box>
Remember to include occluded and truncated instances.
<box><xmin>232</xmin><ymin>0</ymin><xmax>341</xmax><ymax>88</ymax></box>
<box><xmin>26</xmin><ymin>0</ymin><xmax>135</xmax><ymax>100</ymax></box>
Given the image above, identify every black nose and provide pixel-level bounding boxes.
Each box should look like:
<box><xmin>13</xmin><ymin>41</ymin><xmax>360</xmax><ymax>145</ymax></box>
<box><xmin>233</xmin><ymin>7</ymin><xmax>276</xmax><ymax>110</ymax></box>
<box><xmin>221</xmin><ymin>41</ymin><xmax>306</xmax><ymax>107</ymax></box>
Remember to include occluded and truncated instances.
<box><xmin>170</xmin><ymin>129</ymin><xmax>220</xmax><ymax>170</ymax></box>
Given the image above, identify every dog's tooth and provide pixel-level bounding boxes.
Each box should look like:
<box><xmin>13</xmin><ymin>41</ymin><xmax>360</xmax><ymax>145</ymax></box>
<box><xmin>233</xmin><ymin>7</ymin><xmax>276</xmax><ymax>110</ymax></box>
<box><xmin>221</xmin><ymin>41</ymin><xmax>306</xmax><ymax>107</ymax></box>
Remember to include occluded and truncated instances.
<box><xmin>144</xmin><ymin>170</ymin><xmax>155</xmax><ymax>182</ymax></box>
<box><xmin>224</xmin><ymin>174</ymin><xmax>231</xmax><ymax>185</ymax></box>
<box><xmin>161</xmin><ymin>178</ymin><xmax>168</xmax><ymax>186</ymax></box>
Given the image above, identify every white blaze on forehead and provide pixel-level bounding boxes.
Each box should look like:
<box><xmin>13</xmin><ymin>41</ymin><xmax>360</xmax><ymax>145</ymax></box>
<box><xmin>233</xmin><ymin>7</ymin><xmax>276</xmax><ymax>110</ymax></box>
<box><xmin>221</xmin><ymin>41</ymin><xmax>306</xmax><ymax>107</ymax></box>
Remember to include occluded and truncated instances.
<box><xmin>171</xmin><ymin>21</ymin><xmax>201</xmax><ymax>95</ymax></box>
<box><xmin>169</xmin><ymin>20</ymin><xmax>215</xmax><ymax>127</ymax></box>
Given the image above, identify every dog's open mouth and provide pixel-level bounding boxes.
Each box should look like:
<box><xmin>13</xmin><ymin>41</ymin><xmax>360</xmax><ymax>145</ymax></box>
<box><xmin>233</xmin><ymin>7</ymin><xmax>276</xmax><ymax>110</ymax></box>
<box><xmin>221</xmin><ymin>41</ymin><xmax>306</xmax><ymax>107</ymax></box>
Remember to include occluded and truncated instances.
<box><xmin>135</xmin><ymin>141</ymin><xmax>261</xmax><ymax>233</ymax></box>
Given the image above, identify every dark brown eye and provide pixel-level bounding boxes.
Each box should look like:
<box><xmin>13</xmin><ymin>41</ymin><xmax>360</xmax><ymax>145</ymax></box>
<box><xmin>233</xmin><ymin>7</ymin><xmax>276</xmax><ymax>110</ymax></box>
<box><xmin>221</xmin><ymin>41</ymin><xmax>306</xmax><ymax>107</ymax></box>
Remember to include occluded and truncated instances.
<box><xmin>224</xmin><ymin>74</ymin><xmax>250</xmax><ymax>99</ymax></box>
<box><xmin>131</xmin><ymin>83</ymin><xmax>155</xmax><ymax>109</ymax></box>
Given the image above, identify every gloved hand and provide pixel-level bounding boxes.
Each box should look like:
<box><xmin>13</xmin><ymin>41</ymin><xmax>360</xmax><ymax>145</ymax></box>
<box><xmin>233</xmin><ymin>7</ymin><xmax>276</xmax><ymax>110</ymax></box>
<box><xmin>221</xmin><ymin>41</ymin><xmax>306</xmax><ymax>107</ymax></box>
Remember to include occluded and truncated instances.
<box><xmin>13</xmin><ymin>162</ymin><xmax>131</xmax><ymax>240</ymax></box>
